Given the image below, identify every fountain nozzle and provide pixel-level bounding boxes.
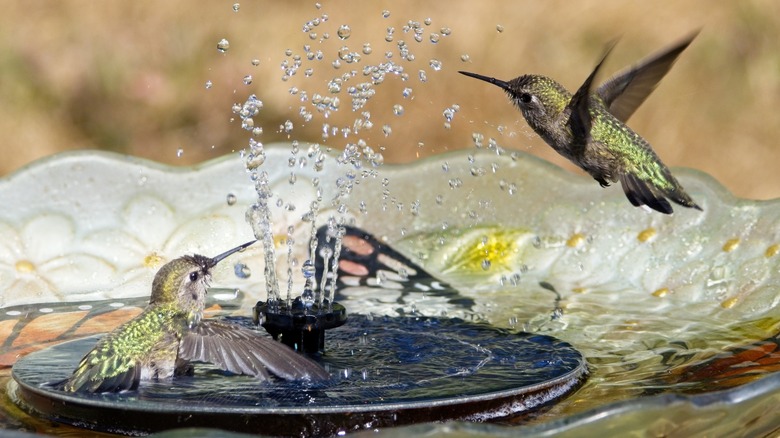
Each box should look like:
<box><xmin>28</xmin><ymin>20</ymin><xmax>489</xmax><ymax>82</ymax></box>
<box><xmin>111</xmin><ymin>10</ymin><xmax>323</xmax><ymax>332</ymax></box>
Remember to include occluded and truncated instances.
<box><xmin>253</xmin><ymin>298</ymin><xmax>347</xmax><ymax>354</ymax></box>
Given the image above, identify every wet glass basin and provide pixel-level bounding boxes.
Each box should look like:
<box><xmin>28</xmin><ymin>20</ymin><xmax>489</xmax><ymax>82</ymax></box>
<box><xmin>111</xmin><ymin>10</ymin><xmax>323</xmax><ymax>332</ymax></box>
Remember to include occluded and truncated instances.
<box><xmin>1</xmin><ymin>145</ymin><xmax>779</xmax><ymax>436</ymax></box>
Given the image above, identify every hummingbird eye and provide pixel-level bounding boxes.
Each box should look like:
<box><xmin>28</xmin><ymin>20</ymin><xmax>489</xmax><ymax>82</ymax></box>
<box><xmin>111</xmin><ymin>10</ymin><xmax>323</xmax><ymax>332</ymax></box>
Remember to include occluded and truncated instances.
<box><xmin>189</xmin><ymin>272</ymin><xmax>199</xmax><ymax>282</ymax></box>
<box><xmin>519</xmin><ymin>93</ymin><xmax>532</xmax><ymax>104</ymax></box>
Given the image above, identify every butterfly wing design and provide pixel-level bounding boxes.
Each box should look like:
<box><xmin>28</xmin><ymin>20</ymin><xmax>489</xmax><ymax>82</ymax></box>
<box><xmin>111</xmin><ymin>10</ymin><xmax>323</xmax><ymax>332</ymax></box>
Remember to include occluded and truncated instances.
<box><xmin>314</xmin><ymin>225</ymin><xmax>475</xmax><ymax>310</ymax></box>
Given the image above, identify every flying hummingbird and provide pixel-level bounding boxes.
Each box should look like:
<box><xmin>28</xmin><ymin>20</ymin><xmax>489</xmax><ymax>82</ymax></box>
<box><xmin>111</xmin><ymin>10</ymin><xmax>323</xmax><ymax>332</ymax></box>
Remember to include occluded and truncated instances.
<box><xmin>61</xmin><ymin>240</ymin><xmax>328</xmax><ymax>393</ymax></box>
<box><xmin>460</xmin><ymin>33</ymin><xmax>702</xmax><ymax>214</ymax></box>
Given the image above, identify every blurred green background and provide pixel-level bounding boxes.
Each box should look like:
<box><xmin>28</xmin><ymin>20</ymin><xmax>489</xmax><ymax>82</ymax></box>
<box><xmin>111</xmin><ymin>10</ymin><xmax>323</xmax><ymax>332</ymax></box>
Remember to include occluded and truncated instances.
<box><xmin>1</xmin><ymin>1</ymin><xmax>778</xmax><ymax>199</ymax></box>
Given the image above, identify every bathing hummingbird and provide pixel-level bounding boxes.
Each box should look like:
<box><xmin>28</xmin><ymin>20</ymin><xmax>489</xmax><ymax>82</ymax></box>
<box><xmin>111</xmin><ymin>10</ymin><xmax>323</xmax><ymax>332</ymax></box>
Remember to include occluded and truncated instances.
<box><xmin>459</xmin><ymin>33</ymin><xmax>702</xmax><ymax>214</ymax></box>
<box><xmin>61</xmin><ymin>240</ymin><xmax>328</xmax><ymax>393</ymax></box>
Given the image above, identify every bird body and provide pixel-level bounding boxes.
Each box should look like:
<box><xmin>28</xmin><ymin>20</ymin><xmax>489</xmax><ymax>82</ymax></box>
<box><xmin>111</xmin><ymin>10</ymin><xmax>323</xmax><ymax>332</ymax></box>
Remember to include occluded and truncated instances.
<box><xmin>460</xmin><ymin>33</ymin><xmax>702</xmax><ymax>214</ymax></box>
<box><xmin>62</xmin><ymin>242</ymin><xmax>328</xmax><ymax>393</ymax></box>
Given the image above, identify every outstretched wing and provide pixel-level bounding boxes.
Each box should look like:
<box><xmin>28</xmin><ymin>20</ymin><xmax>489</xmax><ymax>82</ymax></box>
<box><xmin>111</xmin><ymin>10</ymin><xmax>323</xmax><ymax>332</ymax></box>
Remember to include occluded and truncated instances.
<box><xmin>180</xmin><ymin>320</ymin><xmax>329</xmax><ymax>381</ymax></box>
<box><xmin>597</xmin><ymin>32</ymin><xmax>698</xmax><ymax>123</ymax></box>
<box><xmin>567</xmin><ymin>42</ymin><xmax>616</xmax><ymax>145</ymax></box>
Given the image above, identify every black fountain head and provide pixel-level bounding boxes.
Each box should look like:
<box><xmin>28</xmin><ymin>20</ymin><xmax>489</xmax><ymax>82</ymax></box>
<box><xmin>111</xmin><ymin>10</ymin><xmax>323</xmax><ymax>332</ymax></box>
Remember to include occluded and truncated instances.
<box><xmin>253</xmin><ymin>297</ymin><xmax>347</xmax><ymax>354</ymax></box>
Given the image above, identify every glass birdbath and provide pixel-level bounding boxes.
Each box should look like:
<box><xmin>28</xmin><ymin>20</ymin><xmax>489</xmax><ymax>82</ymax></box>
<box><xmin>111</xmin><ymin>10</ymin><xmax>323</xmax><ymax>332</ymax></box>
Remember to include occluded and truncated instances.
<box><xmin>1</xmin><ymin>144</ymin><xmax>779</xmax><ymax>437</ymax></box>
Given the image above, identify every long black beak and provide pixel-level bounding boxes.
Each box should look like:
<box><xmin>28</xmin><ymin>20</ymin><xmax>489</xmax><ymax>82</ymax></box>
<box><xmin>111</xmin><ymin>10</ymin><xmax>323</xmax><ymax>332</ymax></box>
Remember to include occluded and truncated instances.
<box><xmin>459</xmin><ymin>71</ymin><xmax>512</xmax><ymax>92</ymax></box>
<box><xmin>209</xmin><ymin>240</ymin><xmax>256</xmax><ymax>267</ymax></box>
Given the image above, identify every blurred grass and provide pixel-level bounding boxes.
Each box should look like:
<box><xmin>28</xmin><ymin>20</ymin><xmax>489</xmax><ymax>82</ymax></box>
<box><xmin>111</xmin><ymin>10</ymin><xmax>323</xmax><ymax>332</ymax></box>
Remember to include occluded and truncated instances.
<box><xmin>1</xmin><ymin>0</ymin><xmax>778</xmax><ymax>199</ymax></box>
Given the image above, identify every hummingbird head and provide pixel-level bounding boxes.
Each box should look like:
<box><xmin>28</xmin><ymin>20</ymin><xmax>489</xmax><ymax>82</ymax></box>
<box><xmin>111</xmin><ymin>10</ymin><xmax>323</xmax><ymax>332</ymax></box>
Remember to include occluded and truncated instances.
<box><xmin>149</xmin><ymin>240</ymin><xmax>256</xmax><ymax>320</ymax></box>
<box><xmin>459</xmin><ymin>71</ymin><xmax>570</xmax><ymax>131</ymax></box>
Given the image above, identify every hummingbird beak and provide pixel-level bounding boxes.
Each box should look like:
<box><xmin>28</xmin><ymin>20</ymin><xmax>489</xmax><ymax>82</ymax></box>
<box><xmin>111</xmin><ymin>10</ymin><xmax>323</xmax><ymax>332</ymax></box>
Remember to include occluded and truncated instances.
<box><xmin>209</xmin><ymin>240</ymin><xmax>257</xmax><ymax>267</ymax></box>
<box><xmin>458</xmin><ymin>71</ymin><xmax>512</xmax><ymax>92</ymax></box>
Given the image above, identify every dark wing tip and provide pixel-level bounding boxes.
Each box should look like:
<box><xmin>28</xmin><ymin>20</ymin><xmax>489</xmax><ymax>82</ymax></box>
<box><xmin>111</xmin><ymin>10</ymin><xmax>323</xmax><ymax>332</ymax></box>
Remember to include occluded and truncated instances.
<box><xmin>598</xmin><ymin>31</ymin><xmax>699</xmax><ymax>123</ymax></box>
<box><xmin>670</xmin><ymin>193</ymin><xmax>703</xmax><ymax>212</ymax></box>
<box><xmin>620</xmin><ymin>173</ymin><xmax>674</xmax><ymax>214</ymax></box>
<box><xmin>619</xmin><ymin>172</ymin><xmax>703</xmax><ymax>214</ymax></box>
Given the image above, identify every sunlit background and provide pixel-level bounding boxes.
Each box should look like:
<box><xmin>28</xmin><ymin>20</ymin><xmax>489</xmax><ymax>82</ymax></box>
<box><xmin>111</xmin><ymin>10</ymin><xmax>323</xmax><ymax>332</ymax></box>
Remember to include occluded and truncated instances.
<box><xmin>2</xmin><ymin>0</ymin><xmax>778</xmax><ymax>199</ymax></box>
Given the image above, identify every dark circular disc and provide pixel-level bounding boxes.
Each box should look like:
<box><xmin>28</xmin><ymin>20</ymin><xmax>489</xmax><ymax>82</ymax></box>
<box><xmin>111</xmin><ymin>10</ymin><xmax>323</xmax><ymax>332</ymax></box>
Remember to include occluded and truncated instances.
<box><xmin>11</xmin><ymin>316</ymin><xmax>587</xmax><ymax>437</ymax></box>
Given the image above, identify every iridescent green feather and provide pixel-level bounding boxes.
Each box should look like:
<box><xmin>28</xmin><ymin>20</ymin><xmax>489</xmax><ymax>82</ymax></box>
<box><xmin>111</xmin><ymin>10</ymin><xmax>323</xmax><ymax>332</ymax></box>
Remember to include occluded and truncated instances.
<box><xmin>64</xmin><ymin>304</ymin><xmax>183</xmax><ymax>392</ymax></box>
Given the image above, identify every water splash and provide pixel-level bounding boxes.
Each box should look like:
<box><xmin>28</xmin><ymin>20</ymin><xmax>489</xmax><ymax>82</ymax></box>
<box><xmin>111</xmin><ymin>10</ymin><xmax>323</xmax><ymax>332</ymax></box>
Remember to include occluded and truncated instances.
<box><xmin>245</xmin><ymin>172</ymin><xmax>280</xmax><ymax>303</ymax></box>
<box><xmin>234</xmin><ymin>4</ymin><xmax>462</xmax><ymax>312</ymax></box>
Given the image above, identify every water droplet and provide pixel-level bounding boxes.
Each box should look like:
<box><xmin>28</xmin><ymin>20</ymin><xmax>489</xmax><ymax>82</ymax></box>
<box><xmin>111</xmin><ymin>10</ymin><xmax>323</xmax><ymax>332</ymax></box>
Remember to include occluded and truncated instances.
<box><xmin>301</xmin><ymin>288</ymin><xmax>314</xmax><ymax>308</ymax></box>
<box><xmin>481</xmin><ymin>259</ymin><xmax>491</xmax><ymax>271</ymax></box>
<box><xmin>205</xmin><ymin>80</ymin><xmax>213</xmax><ymax>89</ymax></box>
<box><xmin>226</xmin><ymin>193</ymin><xmax>237</xmax><ymax>206</ymax></box>
<box><xmin>402</xmin><ymin>87</ymin><xmax>413</xmax><ymax>98</ymax></box>
<box><xmin>429</xmin><ymin>33</ymin><xmax>440</xmax><ymax>44</ymax></box>
<box><xmin>382</xmin><ymin>10</ymin><xmax>390</xmax><ymax>18</ymax></box>
<box><xmin>176</xmin><ymin>148</ymin><xmax>184</xmax><ymax>158</ymax></box>
<box><xmin>496</xmin><ymin>24</ymin><xmax>505</xmax><ymax>33</ymax></box>
<box><xmin>243</xmin><ymin>75</ymin><xmax>253</xmax><ymax>85</ymax></box>
<box><xmin>440</xmin><ymin>27</ymin><xmax>452</xmax><ymax>36</ymax></box>
<box><xmin>418</xmin><ymin>70</ymin><xmax>428</xmax><ymax>82</ymax></box>
<box><xmin>337</xmin><ymin>24</ymin><xmax>351</xmax><ymax>40</ymax></box>
<box><xmin>443</xmin><ymin>105</ymin><xmax>459</xmax><ymax>123</ymax></box>
<box><xmin>327</xmin><ymin>79</ymin><xmax>341</xmax><ymax>94</ymax></box>
<box><xmin>251</xmin><ymin>58</ymin><xmax>260</xmax><ymax>66</ymax></box>
<box><xmin>382</xmin><ymin>124</ymin><xmax>392</xmax><ymax>136</ymax></box>
<box><xmin>245</xmin><ymin>153</ymin><xmax>266</xmax><ymax>170</ymax></box>
<box><xmin>217</xmin><ymin>38</ymin><xmax>230</xmax><ymax>53</ymax></box>
<box><xmin>302</xmin><ymin>259</ymin><xmax>316</xmax><ymax>278</ymax></box>
<box><xmin>362</xmin><ymin>43</ymin><xmax>372</xmax><ymax>55</ymax></box>
<box><xmin>234</xmin><ymin>262</ymin><xmax>251</xmax><ymax>278</ymax></box>
<box><xmin>429</xmin><ymin>59</ymin><xmax>442</xmax><ymax>71</ymax></box>
<box><xmin>232</xmin><ymin>3</ymin><xmax>240</xmax><ymax>12</ymax></box>
<box><xmin>424</xmin><ymin>17</ymin><xmax>432</xmax><ymax>25</ymax></box>
<box><xmin>392</xmin><ymin>104</ymin><xmax>404</xmax><ymax>116</ymax></box>
<box><xmin>460</xmin><ymin>54</ymin><xmax>470</xmax><ymax>62</ymax></box>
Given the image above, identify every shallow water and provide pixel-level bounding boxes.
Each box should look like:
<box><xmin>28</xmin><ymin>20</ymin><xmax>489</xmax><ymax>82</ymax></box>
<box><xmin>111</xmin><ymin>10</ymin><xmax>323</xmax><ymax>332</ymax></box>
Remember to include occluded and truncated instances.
<box><xmin>2</xmin><ymin>280</ymin><xmax>776</xmax><ymax>436</ymax></box>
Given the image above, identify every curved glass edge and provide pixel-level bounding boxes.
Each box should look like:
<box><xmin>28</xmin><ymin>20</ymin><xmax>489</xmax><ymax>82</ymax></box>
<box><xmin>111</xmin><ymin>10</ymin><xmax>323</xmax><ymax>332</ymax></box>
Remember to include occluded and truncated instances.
<box><xmin>358</xmin><ymin>371</ymin><xmax>780</xmax><ymax>437</ymax></box>
<box><xmin>2</xmin><ymin>145</ymin><xmax>780</xmax><ymax>437</ymax></box>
